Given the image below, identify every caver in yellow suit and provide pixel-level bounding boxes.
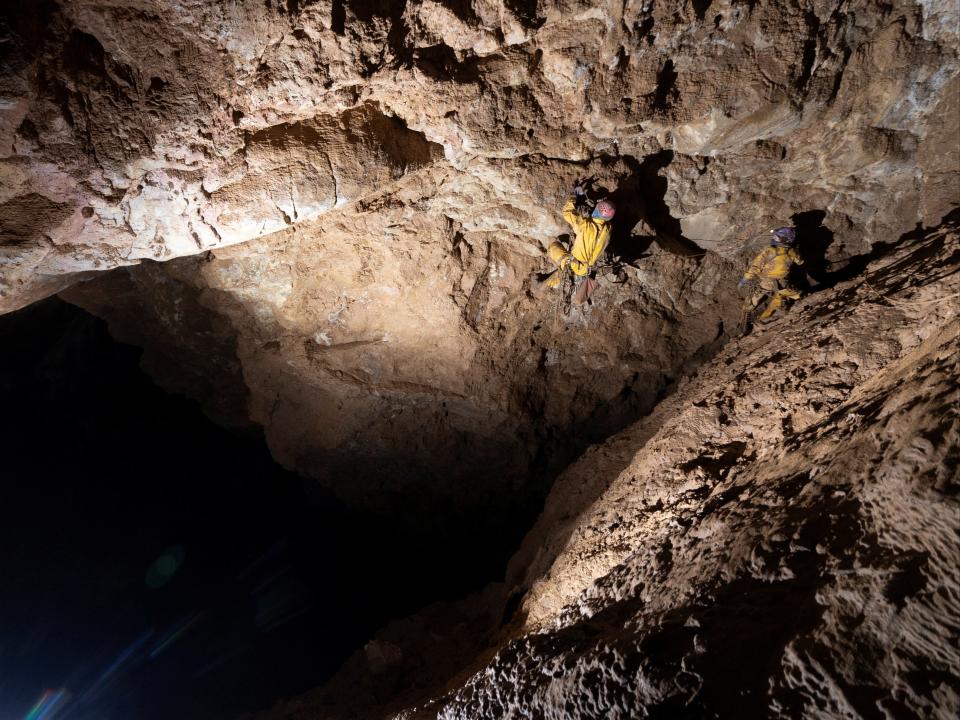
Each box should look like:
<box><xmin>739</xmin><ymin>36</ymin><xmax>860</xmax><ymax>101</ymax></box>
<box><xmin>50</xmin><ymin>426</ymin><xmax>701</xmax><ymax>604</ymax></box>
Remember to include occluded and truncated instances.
<box><xmin>544</xmin><ymin>191</ymin><xmax>615</xmax><ymax>289</ymax></box>
<box><xmin>740</xmin><ymin>226</ymin><xmax>804</xmax><ymax>321</ymax></box>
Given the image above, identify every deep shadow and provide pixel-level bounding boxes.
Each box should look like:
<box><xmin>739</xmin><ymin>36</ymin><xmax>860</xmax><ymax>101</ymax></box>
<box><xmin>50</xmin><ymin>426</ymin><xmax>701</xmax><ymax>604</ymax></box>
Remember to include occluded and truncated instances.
<box><xmin>791</xmin><ymin>209</ymin><xmax>834</xmax><ymax>287</ymax></box>
<box><xmin>692</xmin><ymin>0</ymin><xmax>713</xmax><ymax>20</ymax></box>
<box><xmin>0</xmin><ymin>298</ymin><xmax>526</xmax><ymax>720</ymax></box>
<box><xmin>652</xmin><ymin>59</ymin><xmax>678</xmax><ymax>110</ymax></box>
<box><xmin>504</xmin><ymin>0</ymin><xmax>546</xmax><ymax>29</ymax></box>
<box><xmin>407</xmin><ymin>43</ymin><xmax>482</xmax><ymax>83</ymax></box>
<box><xmin>604</xmin><ymin>151</ymin><xmax>705</xmax><ymax>263</ymax></box>
<box><xmin>804</xmin><ymin>206</ymin><xmax>960</xmax><ymax>294</ymax></box>
<box><xmin>330</xmin><ymin>0</ymin><xmax>345</xmax><ymax>35</ymax></box>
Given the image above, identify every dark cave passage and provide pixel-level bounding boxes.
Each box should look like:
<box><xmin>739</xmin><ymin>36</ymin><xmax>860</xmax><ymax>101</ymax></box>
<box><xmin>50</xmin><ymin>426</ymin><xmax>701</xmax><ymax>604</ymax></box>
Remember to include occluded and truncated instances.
<box><xmin>0</xmin><ymin>0</ymin><xmax>955</xmax><ymax>716</ymax></box>
<box><xmin>0</xmin><ymin>298</ymin><xmax>519</xmax><ymax>720</ymax></box>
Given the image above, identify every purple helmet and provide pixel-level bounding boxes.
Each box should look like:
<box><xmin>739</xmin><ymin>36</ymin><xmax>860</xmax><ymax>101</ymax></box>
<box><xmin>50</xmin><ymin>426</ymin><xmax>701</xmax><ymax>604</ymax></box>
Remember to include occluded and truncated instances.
<box><xmin>592</xmin><ymin>199</ymin><xmax>616</xmax><ymax>221</ymax></box>
<box><xmin>771</xmin><ymin>226</ymin><xmax>796</xmax><ymax>246</ymax></box>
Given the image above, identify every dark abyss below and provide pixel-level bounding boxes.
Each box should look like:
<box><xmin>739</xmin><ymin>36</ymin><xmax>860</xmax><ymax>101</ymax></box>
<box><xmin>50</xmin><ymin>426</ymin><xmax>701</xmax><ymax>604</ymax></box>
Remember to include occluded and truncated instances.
<box><xmin>0</xmin><ymin>297</ymin><xmax>517</xmax><ymax>720</ymax></box>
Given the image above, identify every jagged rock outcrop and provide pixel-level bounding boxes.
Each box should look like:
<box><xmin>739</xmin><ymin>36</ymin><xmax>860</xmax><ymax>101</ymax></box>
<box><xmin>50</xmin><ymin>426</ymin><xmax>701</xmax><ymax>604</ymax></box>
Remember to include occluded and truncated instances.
<box><xmin>258</xmin><ymin>209</ymin><xmax>959</xmax><ymax>720</ymax></box>
<box><xmin>2</xmin><ymin>0</ymin><xmax>958</xmax><ymax>312</ymax></box>
<box><xmin>418</xmin><ymin>217</ymin><xmax>960</xmax><ymax>720</ymax></box>
<box><xmin>2</xmin><ymin>1</ymin><xmax>959</xmax><ymax>718</ymax></box>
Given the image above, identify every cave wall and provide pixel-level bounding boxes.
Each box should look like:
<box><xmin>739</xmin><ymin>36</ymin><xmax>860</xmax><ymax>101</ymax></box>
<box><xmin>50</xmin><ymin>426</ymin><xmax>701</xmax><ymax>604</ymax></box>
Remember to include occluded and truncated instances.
<box><xmin>1</xmin><ymin>0</ymin><xmax>958</xmax><ymax>312</ymax></box>
<box><xmin>2</xmin><ymin>2</ymin><xmax>958</xmax><ymax>717</ymax></box>
<box><xmin>420</xmin><ymin>211</ymin><xmax>960</xmax><ymax>720</ymax></box>
<box><xmin>60</xmin><ymin>199</ymin><xmax>740</xmax><ymax>540</ymax></box>
<box><xmin>256</xmin><ymin>198</ymin><xmax>960</xmax><ymax>720</ymax></box>
<box><xmin>2</xmin><ymin>0</ymin><xmax>955</xmax><ymax>531</ymax></box>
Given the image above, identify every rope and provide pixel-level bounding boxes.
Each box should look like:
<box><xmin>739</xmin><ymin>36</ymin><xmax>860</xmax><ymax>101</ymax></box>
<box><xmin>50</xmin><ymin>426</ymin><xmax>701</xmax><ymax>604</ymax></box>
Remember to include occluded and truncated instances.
<box><xmin>553</xmin><ymin>268</ymin><xmax>571</xmax><ymax>327</ymax></box>
<box><xmin>862</xmin><ymin>279</ymin><xmax>960</xmax><ymax>308</ymax></box>
<box><xmin>552</xmin><ymin>272</ymin><xmax>563</xmax><ymax>326</ymax></box>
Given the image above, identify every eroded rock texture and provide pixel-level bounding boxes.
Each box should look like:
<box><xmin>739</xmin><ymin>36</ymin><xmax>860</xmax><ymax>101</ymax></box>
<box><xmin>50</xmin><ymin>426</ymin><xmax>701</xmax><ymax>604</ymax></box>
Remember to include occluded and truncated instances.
<box><xmin>2</xmin><ymin>1</ymin><xmax>959</xmax><ymax>717</ymax></box>
<box><xmin>2</xmin><ymin>0</ymin><xmax>954</xmax><ymax>535</ymax></box>
<box><xmin>2</xmin><ymin>0</ymin><xmax>958</xmax><ymax>312</ymax></box>
<box><xmin>387</xmin><ymin>216</ymin><xmax>958</xmax><ymax>720</ymax></box>
<box><xmin>61</xmin><ymin>208</ymin><xmax>738</xmax><ymax>541</ymax></box>
<box><xmin>257</xmin><ymin>208</ymin><xmax>960</xmax><ymax>720</ymax></box>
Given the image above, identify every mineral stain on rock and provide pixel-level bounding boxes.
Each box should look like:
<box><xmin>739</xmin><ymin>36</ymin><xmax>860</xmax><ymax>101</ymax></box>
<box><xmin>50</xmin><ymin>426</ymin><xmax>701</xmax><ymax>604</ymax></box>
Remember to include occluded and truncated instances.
<box><xmin>0</xmin><ymin>1</ymin><xmax>958</xmax><ymax>719</ymax></box>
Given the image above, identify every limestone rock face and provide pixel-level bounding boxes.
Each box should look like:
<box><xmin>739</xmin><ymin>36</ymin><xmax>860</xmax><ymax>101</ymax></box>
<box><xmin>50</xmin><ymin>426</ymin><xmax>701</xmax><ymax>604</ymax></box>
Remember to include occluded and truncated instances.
<box><xmin>418</xmin><ymin>218</ymin><xmax>960</xmax><ymax>720</ymax></box>
<box><xmin>2</xmin><ymin>0</ymin><xmax>958</xmax><ymax>312</ymax></box>
<box><xmin>3</xmin><ymin>2</ymin><xmax>959</xmax><ymax>718</ymax></box>
<box><xmin>268</xmin><ymin>210</ymin><xmax>959</xmax><ymax>720</ymax></box>
<box><xmin>61</xmin><ymin>213</ymin><xmax>740</xmax><ymax>538</ymax></box>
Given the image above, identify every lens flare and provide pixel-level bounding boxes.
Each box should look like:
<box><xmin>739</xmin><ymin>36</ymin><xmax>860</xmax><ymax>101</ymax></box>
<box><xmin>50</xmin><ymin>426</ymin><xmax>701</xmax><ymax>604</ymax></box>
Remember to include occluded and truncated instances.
<box><xmin>148</xmin><ymin>611</ymin><xmax>204</xmax><ymax>659</ymax></box>
<box><xmin>145</xmin><ymin>544</ymin><xmax>185</xmax><ymax>589</ymax></box>
<box><xmin>24</xmin><ymin>689</ymin><xmax>69</xmax><ymax>720</ymax></box>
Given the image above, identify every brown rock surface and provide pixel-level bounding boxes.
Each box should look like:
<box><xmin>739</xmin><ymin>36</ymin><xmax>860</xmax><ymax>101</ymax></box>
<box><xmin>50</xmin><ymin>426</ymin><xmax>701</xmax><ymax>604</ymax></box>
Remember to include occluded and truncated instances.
<box><xmin>61</xmin><ymin>199</ymin><xmax>739</xmax><ymax>535</ymax></box>
<box><xmin>22</xmin><ymin>0</ymin><xmax>956</xmax><ymax>535</ymax></box>
<box><xmin>2</xmin><ymin>0</ymin><xmax>958</xmax><ymax>312</ymax></box>
<box><xmin>2</xmin><ymin>1</ymin><xmax>959</xmax><ymax>718</ymax></box>
<box><xmin>261</xmin><ymin>204</ymin><xmax>959</xmax><ymax>720</ymax></box>
<box><xmin>442</xmin><ymin>231</ymin><xmax>959</xmax><ymax>719</ymax></box>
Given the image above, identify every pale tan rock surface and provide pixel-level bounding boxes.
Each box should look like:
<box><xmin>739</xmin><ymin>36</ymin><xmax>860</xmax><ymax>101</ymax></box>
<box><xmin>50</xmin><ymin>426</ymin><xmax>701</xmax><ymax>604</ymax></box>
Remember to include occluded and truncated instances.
<box><xmin>2</xmin><ymin>0</ymin><xmax>958</xmax><ymax>312</ymax></box>
<box><xmin>258</xmin><ymin>201</ymin><xmax>959</xmax><ymax>720</ymax></box>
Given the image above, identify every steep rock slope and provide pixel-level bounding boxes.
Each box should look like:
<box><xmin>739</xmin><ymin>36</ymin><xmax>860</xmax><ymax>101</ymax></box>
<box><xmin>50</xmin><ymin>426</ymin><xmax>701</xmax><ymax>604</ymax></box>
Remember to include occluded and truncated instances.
<box><xmin>61</xmin><ymin>203</ymin><xmax>740</xmax><ymax>540</ymax></box>
<box><xmin>386</xmin><ymin>215</ymin><xmax>959</xmax><ymax>718</ymax></box>
<box><xmin>2</xmin><ymin>0</ymin><xmax>958</xmax><ymax>312</ymax></box>
<box><xmin>1</xmin><ymin>2</ymin><xmax>958</xmax><ymax>716</ymax></box>
<box><xmin>246</xmin><ymin>216</ymin><xmax>959</xmax><ymax>720</ymax></box>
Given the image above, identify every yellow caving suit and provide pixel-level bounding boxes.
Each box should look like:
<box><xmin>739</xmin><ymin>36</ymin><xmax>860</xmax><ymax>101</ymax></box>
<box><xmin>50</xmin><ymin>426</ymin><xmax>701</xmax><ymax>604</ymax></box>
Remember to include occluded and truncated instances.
<box><xmin>544</xmin><ymin>196</ymin><xmax>611</xmax><ymax>288</ymax></box>
<box><xmin>743</xmin><ymin>245</ymin><xmax>804</xmax><ymax>320</ymax></box>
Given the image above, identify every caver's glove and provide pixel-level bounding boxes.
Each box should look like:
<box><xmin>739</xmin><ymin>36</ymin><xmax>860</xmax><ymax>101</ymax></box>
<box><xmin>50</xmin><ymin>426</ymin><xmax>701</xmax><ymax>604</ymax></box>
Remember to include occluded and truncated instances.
<box><xmin>573</xmin><ymin>185</ymin><xmax>585</xmax><ymax>197</ymax></box>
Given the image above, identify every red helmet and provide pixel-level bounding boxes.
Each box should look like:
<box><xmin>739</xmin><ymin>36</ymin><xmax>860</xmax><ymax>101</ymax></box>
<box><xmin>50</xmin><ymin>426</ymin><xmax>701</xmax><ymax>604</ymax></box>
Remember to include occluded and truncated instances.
<box><xmin>592</xmin><ymin>199</ymin><xmax>616</xmax><ymax>220</ymax></box>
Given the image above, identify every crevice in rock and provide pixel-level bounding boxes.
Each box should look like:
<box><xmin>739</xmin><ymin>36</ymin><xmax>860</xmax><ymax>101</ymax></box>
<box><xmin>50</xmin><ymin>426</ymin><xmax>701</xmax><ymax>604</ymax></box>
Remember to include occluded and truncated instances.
<box><xmin>796</xmin><ymin>11</ymin><xmax>820</xmax><ymax>91</ymax></box>
<box><xmin>606</xmin><ymin>151</ymin><xmax>706</xmax><ymax>261</ymax></box>
<box><xmin>692</xmin><ymin>0</ymin><xmax>713</xmax><ymax>22</ymax></box>
<box><xmin>409</xmin><ymin>44</ymin><xmax>483</xmax><ymax>83</ymax></box>
<box><xmin>504</xmin><ymin>0</ymin><xmax>546</xmax><ymax>30</ymax></box>
<box><xmin>331</xmin><ymin>0</ymin><xmax>346</xmax><ymax>34</ymax></box>
<box><xmin>652</xmin><ymin>58</ymin><xmax>678</xmax><ymax>111</ymax></box>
